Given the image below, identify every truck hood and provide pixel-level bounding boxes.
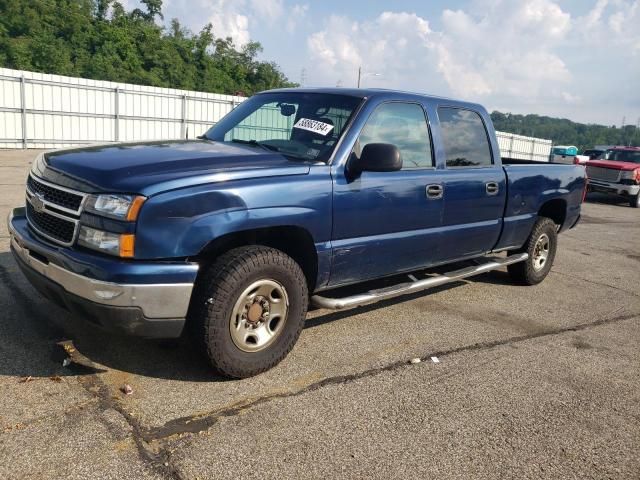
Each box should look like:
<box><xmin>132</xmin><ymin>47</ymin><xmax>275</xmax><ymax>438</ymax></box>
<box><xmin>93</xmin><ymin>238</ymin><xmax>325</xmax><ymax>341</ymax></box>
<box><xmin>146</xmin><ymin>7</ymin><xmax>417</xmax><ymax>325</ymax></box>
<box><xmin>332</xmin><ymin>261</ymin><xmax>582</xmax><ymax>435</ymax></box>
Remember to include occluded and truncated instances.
<box><xmin>37</xmin><ymin>140</ymin><xmax>312</xmax><ymax>196</ymax></box>
<box><xmin>585</xmin><ymin>159</ymin><xmax>640</xmax><ymax>171</ymax></box>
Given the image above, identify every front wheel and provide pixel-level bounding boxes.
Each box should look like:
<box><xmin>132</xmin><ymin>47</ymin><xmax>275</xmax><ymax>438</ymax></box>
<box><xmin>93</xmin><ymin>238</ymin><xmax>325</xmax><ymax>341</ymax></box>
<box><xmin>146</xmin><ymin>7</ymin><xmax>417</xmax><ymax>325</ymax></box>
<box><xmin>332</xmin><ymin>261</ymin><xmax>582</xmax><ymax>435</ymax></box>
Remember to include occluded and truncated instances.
<box><xmin>630</xmin><ymin>193</ymin><xmax>640</xmax><ymax>208</ymax></box>
<box><xmin>508</xmin><ymin>217</ymin><xmax>558</xmax><ymax>285</ymax></box>
<box><xmin>189</xmin><ymin>246</ymin><xmax>308</xmax><ymax>378</ymax></box>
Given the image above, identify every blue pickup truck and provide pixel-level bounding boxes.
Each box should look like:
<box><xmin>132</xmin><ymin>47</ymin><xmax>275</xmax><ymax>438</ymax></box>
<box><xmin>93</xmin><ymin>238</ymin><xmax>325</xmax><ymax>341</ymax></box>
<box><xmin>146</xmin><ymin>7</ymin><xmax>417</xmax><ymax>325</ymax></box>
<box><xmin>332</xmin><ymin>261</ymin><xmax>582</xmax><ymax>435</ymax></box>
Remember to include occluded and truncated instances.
<box><xmin>8</xmin><ymin>88</ymin><xmax>586</xmax><ymax>378</ymax></box>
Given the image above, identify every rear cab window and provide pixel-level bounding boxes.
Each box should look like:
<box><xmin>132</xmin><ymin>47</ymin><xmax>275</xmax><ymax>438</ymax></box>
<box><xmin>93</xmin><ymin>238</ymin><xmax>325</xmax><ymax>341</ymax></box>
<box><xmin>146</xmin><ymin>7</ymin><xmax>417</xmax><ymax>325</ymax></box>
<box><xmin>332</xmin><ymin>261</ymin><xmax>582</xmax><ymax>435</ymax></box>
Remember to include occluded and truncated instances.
<box><xmin>438</xmin><ymin>107</ymin><xmax>494</xmax><ymax>168</ymax></box>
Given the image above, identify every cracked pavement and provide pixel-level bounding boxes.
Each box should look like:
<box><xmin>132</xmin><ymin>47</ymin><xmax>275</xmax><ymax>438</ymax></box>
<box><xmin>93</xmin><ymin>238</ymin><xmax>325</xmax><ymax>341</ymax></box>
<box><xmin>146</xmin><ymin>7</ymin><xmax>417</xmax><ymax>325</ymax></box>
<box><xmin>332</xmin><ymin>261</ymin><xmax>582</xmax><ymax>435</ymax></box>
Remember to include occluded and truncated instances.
<box><xmin>1</xmin><ymin>150</ymin><xmax>639</xmax><ymax>479</ymax></box>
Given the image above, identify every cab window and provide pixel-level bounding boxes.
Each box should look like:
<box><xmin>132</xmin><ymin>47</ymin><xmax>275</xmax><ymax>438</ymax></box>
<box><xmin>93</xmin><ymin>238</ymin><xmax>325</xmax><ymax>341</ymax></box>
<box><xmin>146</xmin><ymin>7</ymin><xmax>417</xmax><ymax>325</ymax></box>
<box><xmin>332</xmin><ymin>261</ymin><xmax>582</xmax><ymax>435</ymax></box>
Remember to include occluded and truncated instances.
<box><xmin>356</xmin><ymin>102</ymin><xmax>433</xmax><ymax>169</ymax></box>
<box><xmin>438</xmin><ymin>107</ymin><xmax>493</xmax><ymax>168</ymax></box>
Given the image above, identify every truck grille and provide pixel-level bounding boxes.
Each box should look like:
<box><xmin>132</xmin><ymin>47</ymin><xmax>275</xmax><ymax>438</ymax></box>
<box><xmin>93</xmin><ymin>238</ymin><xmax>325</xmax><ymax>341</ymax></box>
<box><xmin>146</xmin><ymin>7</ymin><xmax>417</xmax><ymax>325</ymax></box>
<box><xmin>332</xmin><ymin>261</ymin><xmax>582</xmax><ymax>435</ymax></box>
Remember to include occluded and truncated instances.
<box><xmin>26</xmin><ymin>201</ymin><xmax>77</xmax><ymax>245</ymax></box>
<box><xmin>27</xmin><ymin>175</ymin><xmax>84</xmax><ymax>212</ymax></box>
<box><xmin>25</xmin><ymin>174</ymin><xmax>86</xmax><ymax>246</ymax></box>
<box><xmin>586</xmin><ymin>166</ymin><xmax>621</xmax><ymax>183</ymax></box>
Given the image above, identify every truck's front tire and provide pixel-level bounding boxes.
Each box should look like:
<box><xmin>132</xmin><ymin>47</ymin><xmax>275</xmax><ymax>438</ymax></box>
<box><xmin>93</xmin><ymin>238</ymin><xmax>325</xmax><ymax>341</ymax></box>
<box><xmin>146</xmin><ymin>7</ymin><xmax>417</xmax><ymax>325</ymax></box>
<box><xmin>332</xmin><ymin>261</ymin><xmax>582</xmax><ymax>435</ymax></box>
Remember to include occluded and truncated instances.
<box><xmin>189</xmin><ymin>246</ymin><xmax>308</xmax><ymax>378</ymax></box>
<box><xmin>507</xmin><ymin>217</ymin><xmax>557</xmax><ymax>285</ymax></box>
<box><xmin>630</xmin><ymin>193</ymin><xmax>640</xmax><ymax>208</ymax></box>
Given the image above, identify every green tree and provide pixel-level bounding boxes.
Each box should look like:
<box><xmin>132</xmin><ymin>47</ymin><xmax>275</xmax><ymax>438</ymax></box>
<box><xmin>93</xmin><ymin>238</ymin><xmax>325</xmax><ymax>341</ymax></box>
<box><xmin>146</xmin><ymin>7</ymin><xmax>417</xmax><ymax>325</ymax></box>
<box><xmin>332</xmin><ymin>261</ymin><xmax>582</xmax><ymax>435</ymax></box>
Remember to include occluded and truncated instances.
<box><xmin>0</xmin><ymin>0</ymin><xmax>296</xmax><ymax>95</ymax></box>
<box><xmin>491</xmin><ymin>111</ymin><xmax>639</xmax><ymax>151</ymax></box>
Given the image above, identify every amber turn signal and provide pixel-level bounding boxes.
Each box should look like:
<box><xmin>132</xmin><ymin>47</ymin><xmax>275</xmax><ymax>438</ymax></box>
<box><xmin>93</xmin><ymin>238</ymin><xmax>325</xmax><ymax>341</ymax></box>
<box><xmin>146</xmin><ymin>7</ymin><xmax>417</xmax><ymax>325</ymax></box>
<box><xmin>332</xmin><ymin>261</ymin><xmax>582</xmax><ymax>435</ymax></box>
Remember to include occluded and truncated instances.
<box><xmin>126</xmin><ymin>196</ymin><xmax>146</xmax><ymax>221</ymax></box>
<box><xmin>119</xmin><ymin>234</ymin><xmax>135</xmax><ymax>258</ymax></box>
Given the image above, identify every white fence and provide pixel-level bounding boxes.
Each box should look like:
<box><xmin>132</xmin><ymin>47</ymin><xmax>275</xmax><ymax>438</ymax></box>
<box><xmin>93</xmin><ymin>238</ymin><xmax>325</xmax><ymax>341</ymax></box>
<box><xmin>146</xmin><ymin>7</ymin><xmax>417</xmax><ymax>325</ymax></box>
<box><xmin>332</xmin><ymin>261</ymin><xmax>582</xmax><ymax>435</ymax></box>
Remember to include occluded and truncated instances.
<box><xmin>0</xmin><ymin>68</ymin><xmax>245</xmax><ymax>149</ymax></box>
<box><xmin>496</xmin><ymin>131</ymin><xmax>552</xmax><ymax>162</ymax></box>
<box><xmin>1</xmin><ymin>68</ymin><xmax>554</xmax><ymax>161</ymax></box>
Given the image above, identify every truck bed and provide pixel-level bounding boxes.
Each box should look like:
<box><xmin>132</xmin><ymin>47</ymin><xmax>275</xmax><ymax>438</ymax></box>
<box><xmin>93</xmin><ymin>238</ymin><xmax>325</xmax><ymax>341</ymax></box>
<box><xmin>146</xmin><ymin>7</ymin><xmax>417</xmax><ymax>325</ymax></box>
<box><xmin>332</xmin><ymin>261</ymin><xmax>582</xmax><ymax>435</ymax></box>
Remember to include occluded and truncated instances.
<box><xmin>497</xmin><ymin>161</ymin><xmax>585</xmax><ymax>252</ymax></box>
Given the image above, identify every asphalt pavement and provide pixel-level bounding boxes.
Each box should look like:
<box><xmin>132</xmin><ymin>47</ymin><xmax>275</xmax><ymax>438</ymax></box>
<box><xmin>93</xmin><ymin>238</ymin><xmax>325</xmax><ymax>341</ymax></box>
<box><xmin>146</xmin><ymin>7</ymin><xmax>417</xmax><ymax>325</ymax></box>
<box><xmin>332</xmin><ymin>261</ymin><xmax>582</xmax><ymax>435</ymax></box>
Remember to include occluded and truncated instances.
<box><xmin>0</xmin><ymin>149</ymin><xmax>638</xmax><ymax>479</ymax></box>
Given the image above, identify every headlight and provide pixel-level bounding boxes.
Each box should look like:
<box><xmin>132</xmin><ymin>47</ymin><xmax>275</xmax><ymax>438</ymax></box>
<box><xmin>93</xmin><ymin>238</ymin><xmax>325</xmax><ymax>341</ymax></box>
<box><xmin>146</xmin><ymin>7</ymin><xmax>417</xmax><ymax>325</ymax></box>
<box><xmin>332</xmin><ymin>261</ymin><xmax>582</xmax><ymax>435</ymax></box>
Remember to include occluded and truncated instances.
<box><xmin>621</xmin><ymin>169</ymin><xmax>640</xmax><ymax>184</ymax></box>
<box><xmin>85</xmin><ymin>194</ymin><xmax>146</xmax><ymax>221</ymax></box>
<box><xmin>78</xmin><ymin>226</ymin><xmax>135</xmax><ymax>257</ymax></box>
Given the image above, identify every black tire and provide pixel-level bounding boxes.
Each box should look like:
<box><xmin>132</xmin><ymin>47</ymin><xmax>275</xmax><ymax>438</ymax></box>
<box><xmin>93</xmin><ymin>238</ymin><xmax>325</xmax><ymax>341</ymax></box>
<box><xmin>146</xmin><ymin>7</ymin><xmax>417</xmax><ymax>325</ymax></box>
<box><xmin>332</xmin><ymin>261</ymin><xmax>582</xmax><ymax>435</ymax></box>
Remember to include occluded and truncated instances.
<box><xmin>507</xmin><ymin>217</ymin><xmax>558</xmax><ymax>286</ymax></box>
<box><xmin>188</xmin><ymin>246</ymin><xmax>308</xmax><ymax>378</ymax></box>
<box><xmin>630</xmin><ymin>193</ymin><xmax>640</xmax><ymax>208</ymax></box>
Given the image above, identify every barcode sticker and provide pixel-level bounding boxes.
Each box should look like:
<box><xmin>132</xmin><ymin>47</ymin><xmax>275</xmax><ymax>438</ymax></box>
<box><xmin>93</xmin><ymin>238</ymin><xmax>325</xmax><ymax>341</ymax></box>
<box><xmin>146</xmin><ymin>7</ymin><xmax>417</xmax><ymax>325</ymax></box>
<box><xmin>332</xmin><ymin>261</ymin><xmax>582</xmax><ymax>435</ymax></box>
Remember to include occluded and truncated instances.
<box><xmin>293</xmin><ymin>118</ymin><xmax>334</xmax><ymax>136</ymax></box>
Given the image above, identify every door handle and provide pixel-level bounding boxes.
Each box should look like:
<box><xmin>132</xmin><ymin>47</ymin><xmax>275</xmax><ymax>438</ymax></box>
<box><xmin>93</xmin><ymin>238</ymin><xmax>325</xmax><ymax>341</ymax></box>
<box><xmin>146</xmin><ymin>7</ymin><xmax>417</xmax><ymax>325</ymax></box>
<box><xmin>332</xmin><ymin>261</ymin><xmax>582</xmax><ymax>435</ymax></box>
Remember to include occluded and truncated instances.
<box><xmin>485</xmin><ymin>182</ymin><xmax>499</xmax><ymax>196</ymax></box>
<box><xmin>426</xmin><ymin>184</ymin><xmax>443</xmax><ymax>199</ymax></box>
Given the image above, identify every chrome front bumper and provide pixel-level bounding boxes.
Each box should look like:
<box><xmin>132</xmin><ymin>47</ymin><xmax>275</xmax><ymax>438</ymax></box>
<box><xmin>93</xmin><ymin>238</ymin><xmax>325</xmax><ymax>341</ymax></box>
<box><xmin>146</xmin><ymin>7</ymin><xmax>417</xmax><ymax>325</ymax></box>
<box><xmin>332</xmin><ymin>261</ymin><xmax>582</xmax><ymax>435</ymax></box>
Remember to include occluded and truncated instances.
<box><xmin>10</xmin><ymin>235</ymin><xmax>194</xmax><ymax>319</ymax></box>
<box><xmin>588</xmin><ymin>179</ymin><xmax>640</xmax><ymax>196</ymax></box>
<box><xmin>8</xmin><ymin>207</ymin><xmax>196</xmax><ymax>337</ymax></box>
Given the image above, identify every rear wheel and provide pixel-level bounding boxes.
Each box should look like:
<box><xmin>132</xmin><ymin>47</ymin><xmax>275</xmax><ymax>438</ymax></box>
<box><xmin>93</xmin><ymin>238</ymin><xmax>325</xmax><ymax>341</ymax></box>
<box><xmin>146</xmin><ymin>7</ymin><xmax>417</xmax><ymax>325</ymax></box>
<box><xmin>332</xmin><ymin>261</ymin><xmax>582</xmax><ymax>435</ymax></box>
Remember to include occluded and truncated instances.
<box><xmin>189</xmin><ymin>246</ymin><xmax>308</xmax><ymax>378</ymax></box>
<box><xmin>508</xmin><ymin>217</ymin><xmax>558</xmax><ymax>285</ymax></box>
<box><xmin>630</xmin><ymin>193</ymin><xmax>640</xmax><ymax>208</ymax></box>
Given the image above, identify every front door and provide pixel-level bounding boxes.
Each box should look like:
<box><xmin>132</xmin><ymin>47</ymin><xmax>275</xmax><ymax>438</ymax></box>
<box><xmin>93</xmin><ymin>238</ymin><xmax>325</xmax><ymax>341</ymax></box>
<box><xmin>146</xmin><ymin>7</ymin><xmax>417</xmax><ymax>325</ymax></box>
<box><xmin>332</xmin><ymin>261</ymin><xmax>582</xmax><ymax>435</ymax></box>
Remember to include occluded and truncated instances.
<box><xmin>329</xmin><ymin>101</ymin><xmax>446</xmax><ymax>286</ymax></box>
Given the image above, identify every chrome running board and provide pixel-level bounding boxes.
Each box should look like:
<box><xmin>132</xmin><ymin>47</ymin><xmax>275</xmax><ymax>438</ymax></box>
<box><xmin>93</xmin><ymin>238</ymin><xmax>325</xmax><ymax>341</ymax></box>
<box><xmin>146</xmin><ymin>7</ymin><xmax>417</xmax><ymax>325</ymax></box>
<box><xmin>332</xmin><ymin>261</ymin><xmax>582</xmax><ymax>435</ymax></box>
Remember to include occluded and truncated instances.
<box><xmin>311</xmin><ymin>253</ymin><xmax>528</xmax><ymax>311</ymax></box>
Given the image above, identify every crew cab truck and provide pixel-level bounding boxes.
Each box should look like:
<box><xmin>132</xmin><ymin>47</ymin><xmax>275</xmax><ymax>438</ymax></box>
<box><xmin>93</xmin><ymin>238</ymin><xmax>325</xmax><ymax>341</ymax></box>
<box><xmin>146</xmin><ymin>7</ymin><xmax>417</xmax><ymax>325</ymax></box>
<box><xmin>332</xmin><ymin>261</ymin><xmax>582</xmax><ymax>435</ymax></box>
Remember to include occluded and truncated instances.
<box><xmin>585</xmin><ymin>146</ymin><xmax>640</xmax><ymax>208</ymax></box>
<box><xmin>8</xmin><ymin>88</ymin><xmax>586</xmax><ymax>378</ymax></box>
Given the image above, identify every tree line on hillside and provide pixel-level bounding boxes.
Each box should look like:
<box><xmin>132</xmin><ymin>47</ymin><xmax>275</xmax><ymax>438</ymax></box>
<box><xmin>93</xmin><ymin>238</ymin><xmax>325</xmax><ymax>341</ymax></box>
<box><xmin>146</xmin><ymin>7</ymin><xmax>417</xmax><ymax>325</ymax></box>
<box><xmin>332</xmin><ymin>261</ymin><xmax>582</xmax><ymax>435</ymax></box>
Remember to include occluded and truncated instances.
<box><xmin>491</xmin><ymin>111</ymin><xmax>639</xmax><ymax>152</ymax></box>
<box><xmin>0</xmin><ymin>0</ymin><xmax>296</xmax><ymax>95</ymax></box>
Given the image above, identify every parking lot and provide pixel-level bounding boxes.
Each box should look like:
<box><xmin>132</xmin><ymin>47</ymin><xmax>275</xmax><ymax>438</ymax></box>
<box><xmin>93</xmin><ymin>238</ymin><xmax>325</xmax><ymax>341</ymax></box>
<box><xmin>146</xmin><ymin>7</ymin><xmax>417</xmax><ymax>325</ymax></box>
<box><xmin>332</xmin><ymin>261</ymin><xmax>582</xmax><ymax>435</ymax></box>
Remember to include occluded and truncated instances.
<box><xmin>0</xmin><ymin>149</ymin><xmax>638</xmax><ymax>479</ymax></box>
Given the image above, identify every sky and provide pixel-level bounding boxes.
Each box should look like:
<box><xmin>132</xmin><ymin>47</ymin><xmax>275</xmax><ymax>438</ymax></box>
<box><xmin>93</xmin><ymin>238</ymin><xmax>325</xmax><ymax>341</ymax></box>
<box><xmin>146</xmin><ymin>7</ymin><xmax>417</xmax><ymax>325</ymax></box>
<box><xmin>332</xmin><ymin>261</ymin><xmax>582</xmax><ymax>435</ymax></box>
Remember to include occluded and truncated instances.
<box><xmin>127</xmin><ymin>0</ymin><xmax>639</xmax><ymax>126</ymax></box>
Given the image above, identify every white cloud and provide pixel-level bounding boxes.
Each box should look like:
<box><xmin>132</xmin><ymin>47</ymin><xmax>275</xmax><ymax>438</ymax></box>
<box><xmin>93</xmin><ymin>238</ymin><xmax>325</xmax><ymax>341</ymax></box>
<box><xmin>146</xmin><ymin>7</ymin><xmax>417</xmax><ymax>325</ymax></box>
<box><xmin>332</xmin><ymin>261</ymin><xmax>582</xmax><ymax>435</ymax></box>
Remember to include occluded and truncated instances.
<box><xmin>432</xmin><ymin>1</ymin><xmax>573</xmax><ymax>102</ymax></box>
<box><xmin>250</xmin><ymin>0</ymin><xmax>285</xmax><ymax>24</ymax></box>
<box><xmin>205</xmin><ymin>1</ymin><xmax>251</xmax><ymax>45</ymax></box>
<box><xmin>581</xmin><ymin>0</ymin><xmax>609</xmax><ymax>30</ymax></box>
<box><xmin>306</xmin><ymin>0</ymin><xmax>573</xmax><ymax>105</ymax></box>
<box><xmin>307</xmin><ymin>12</ymin><xmax>438</xmax><ymax>88</ymax></box>
<box><xmin>287</xmin><ymin>4</ymin><xmax>309</xmax><ymax>33</ymax></box>
<box><xmin>157</xmin><ymin>0</ymin><xmax>252</xmax><ymax>45</ymax></box>
<box><xmin>578</xmin><ymin>0</ymin><xmax>640</xmax><ymax>51</ymax></box>
<box><xmin>160</xmin><ymin>0</ymin><xmax>305</xmax><ymax>46</ymax></box>
<box><xmin>607</xmin><ymin>0</ymin><xmax>640</xmax><ymax>52</ymax></box>
<box><xmin>561</xmin><ymin>91</ymin><xmax>581</xmax><ymax>104</ymax></box>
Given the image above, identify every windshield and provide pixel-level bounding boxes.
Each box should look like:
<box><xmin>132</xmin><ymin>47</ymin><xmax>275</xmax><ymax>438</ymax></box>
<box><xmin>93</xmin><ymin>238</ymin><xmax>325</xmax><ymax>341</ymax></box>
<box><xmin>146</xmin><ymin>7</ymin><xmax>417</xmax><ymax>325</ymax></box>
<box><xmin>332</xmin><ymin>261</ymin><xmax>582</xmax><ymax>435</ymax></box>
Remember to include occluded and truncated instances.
<box><xmin>204</xmin><ymin>92</ymin><xmax>363</xmax><ymax>162</ymax></box>
<box><xmin>599</xmin><ymin>149</ymin><xmax>640</xmax><ymax>164</ymax></box>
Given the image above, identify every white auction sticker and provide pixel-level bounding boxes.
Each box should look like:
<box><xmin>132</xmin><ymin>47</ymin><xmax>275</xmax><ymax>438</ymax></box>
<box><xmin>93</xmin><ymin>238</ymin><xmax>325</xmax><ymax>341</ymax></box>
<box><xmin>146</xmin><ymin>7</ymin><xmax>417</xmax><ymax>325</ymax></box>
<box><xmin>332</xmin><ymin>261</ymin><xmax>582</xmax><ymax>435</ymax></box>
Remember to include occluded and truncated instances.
<box><xmin>293</xmin><ymin>118</ymin><xmax>334</xmax><ymax>136</ymax></box>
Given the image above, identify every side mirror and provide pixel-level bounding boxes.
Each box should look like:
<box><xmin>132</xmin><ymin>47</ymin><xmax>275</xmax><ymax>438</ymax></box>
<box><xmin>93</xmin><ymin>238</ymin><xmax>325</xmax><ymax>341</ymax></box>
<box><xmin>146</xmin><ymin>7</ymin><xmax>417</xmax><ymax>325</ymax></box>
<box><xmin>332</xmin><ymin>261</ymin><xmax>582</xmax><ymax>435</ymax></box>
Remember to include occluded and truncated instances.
<box><xmin>351</xmin><ymin>143</ymin><xmax>402</xmax><ymax>173</ymax></box>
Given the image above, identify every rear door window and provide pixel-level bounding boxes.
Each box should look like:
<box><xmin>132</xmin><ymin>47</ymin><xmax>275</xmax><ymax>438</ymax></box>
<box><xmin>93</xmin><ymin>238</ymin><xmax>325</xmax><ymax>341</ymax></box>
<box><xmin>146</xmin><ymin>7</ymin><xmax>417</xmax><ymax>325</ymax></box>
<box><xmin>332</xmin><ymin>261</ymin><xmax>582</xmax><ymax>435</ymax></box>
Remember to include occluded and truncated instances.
<box><xmin>438</xmin><ymin>107</ymin><xmax>493</xmax><ymax>168</ymax></box>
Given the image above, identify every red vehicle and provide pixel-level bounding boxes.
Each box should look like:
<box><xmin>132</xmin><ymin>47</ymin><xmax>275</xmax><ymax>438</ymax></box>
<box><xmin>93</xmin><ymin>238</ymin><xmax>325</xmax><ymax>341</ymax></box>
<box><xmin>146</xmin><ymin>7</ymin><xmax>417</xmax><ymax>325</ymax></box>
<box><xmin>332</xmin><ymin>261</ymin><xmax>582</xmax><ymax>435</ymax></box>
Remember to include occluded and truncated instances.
<box><xmin>585</xmin><ymin>147</ymin><xmax>640</xmax><ymax>208</ymax></box>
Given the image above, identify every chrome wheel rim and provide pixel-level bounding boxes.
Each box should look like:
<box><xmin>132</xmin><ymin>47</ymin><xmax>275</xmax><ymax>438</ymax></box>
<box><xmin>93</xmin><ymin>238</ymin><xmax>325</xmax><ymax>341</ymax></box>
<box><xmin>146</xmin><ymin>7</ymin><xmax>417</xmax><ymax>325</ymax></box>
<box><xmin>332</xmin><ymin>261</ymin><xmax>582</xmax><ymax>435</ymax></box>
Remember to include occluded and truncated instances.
<box><xmin>532</xmin><ymin>233</ymin><xmax>550</xmax><ymax>271</ymax></box>
<box><xmin>230</xmin><ymin>279</ymin><xmax>289</xmax><ymax>353</ymax></box>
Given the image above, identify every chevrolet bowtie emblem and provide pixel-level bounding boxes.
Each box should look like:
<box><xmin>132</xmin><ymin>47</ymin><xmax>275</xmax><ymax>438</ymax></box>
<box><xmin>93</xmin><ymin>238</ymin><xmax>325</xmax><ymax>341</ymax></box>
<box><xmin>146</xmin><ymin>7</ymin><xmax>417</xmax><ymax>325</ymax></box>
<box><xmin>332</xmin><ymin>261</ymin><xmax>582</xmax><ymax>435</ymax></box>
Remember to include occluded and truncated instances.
<box><xmin>30</xmin><ymin>193</ymin><xmax>46</xmax><ymax>213</ymax></box>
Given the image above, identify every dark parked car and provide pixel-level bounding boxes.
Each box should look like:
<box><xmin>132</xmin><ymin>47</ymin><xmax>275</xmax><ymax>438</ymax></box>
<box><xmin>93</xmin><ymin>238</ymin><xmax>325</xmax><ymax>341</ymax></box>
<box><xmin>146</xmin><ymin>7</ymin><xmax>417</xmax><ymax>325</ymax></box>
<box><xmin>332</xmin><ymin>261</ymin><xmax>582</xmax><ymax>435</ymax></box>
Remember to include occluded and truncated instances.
<box><xmin>583</xmin><ymin>148</ymin><xmax>606</xmax><ymax>160</ymax></box>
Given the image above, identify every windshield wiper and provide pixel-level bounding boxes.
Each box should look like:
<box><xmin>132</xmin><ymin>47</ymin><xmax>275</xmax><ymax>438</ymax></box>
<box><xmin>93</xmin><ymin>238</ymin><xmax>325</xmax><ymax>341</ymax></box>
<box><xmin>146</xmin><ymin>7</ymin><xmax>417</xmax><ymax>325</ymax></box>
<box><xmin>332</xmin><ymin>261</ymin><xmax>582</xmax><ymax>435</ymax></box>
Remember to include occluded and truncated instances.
<box><xmin>230</xmin><ymin>139</ymin><xmax>280</xmax><ymax>152</ymax></box>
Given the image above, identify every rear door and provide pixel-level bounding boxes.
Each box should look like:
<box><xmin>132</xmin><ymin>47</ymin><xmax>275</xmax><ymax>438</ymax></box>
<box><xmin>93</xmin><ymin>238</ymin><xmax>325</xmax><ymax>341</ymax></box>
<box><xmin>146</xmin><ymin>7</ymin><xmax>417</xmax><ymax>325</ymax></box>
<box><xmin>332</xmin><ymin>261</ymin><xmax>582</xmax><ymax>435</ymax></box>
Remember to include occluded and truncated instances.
<box><xmin>329</xmin><ymin>101</ymin><xmax>447</xmax><ymax>286</ymax></box>
<box><xmin>434</xmin><ymin>106</ymin><xmax>507</xmax><ymax>260</ymax></box>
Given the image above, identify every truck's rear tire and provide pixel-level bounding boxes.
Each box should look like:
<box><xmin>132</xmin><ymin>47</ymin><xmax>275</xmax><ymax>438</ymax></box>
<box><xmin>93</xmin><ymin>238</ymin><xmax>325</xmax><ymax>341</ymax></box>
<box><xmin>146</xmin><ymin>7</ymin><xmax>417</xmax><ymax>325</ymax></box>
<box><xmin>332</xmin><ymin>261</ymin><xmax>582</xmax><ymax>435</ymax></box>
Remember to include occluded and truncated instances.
<box><xmin>507</xmin><ymin>217</ymin><xmax>557</xmax><ymax>285</ymax></box>
<box><xmin>630</xmin><ymin>193</ymin><xmax>640</xmax><ymax>208</ymax></box>
<box><xmin>189</xmin><ymin>246</ymin><xmax>308</xmax><ymax>378</ymax></box>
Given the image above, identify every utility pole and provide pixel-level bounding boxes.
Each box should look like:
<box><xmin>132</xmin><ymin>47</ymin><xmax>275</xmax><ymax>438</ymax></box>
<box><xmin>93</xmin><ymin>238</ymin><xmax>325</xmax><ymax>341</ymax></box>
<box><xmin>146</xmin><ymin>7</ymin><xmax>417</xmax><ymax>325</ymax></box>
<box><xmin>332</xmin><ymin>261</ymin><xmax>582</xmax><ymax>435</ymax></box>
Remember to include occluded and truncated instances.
<box><xmin>357</xmin><ymin>67</ymin><xmax>381</xmax><ymax>88</ymax></box>
<box><xmin>300</xmin><ymin>68</ymin><xmax>307</xmax><ymax>87</ymax></box>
